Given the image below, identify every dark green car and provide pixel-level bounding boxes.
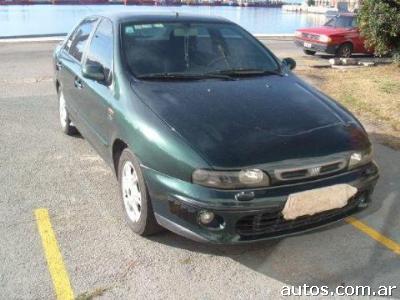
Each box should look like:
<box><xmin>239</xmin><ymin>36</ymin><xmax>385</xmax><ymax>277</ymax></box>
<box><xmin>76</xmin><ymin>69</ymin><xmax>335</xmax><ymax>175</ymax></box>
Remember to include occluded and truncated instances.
<box><xmin>54</xmin><ymin>12</ymin><xmax>379</xmax><ymax>243</ymax></box>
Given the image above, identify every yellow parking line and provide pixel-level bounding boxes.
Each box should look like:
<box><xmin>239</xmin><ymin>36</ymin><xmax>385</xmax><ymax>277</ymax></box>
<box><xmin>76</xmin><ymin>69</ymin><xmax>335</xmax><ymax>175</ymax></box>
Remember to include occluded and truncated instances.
<box><xmin>346</xmin><ymin>216</ymin><xmax>400</xmax><ymax>255</ymax></box>
<box><xmin>34</xmin><ymin>208</ymin><xmax>74</xmax><ymax>300</ymax></box>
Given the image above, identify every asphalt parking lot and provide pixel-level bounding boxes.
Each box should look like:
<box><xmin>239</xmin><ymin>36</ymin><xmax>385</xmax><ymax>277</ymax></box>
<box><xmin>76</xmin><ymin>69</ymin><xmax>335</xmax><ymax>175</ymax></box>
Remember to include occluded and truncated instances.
<box><xmin>0</xmin><ymin>40</ymin><xmax>399</xmax><ymax>299</ymax></box>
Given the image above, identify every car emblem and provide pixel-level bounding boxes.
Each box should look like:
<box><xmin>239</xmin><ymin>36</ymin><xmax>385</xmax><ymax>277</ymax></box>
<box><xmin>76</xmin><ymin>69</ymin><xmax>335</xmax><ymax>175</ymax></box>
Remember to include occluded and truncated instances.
<box><xmin>309</xmin><ymin>167</ymin><xmax>321</xmax><ymax>177</ymax></box>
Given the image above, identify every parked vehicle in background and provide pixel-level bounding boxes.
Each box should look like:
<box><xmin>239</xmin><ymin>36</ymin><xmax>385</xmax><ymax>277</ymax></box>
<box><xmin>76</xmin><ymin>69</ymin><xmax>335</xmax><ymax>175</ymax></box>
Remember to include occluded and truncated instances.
<box><xmin>53</xmin><ymin>13</ymin><xmax>379</xmax><ymax>244</ymax></box>
<box><xmin>294</xmin><ymin>13</ymin><xmax>371</xmax><ymax>57</ymax></box>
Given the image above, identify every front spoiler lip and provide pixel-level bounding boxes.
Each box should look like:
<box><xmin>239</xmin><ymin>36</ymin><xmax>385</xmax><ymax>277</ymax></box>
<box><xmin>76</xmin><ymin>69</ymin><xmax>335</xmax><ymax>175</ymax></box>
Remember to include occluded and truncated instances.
<box><xmin>146</xmin><ymin>163</ymin><xmax>379</xmax><ymax>244</ymax></box>
<box><xmin>155</xmin><ymin>204</ymin><xmax>364</xmax><ymax>244</ymax></box>
<box><xmin>154</xmin><ymin>177</ymin><xmax>379</xmax><ymax>244</ymax></box>
<box><xmin>294</xmin><ymin>39</ymin><xmax>338</xmax><ymax>54</ymax></box>
<box><xmin>155</xmin><ymin>213</ymin><xmax>210</xmax><ymax>243</ymax></box>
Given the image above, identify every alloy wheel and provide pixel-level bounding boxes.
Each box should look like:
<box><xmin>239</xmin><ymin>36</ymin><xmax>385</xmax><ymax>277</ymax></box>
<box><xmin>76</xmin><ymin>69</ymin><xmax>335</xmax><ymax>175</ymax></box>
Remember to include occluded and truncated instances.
<box><xmin>59</xmin><ymin>92</ymin><xmax>68</xmax><ymax>129</ymax></box>
<box><xmin>121</xmin><ymin>161</ymin><xmax>142</xmax><ymax>222</ymax></box>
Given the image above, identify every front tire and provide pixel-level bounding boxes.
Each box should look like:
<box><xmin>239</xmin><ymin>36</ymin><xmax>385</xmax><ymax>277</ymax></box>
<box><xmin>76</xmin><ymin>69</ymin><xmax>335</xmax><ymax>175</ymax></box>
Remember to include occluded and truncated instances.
<box><xmin>58</xmin><ymin>90</ymin><xmax>77</xmax><ymax>135</ymax></box>
<box><xmin>118</xmin><ymin>149</ymin><xmax>161</xmax><ymax>236</ymax></box>
<box><xmin>336</xmin><ymin>43</ymin><xmax>353</xmax><ymax>58</ymax></box>
<box><xmin>303</xmin><ymin>49</ymin><xmax>316</xmax><ymax>55</ymax></box>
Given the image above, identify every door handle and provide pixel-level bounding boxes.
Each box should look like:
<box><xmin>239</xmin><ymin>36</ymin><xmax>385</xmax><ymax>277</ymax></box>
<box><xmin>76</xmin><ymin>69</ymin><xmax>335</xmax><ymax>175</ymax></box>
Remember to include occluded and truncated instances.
<box><xmin>74</xmin><ymin>78</ymin><xmax>83</xmax><ymax>89</ymax></box>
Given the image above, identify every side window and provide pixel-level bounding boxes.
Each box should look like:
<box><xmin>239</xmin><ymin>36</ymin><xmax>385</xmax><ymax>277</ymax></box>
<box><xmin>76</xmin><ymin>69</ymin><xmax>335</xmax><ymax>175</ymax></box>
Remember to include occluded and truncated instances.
<box><xmin>85</xmin><ymin>19</ymin><xmax>114</xmax><ymax>84</ymax></box>
<box><xmin>64</xmin><ymin>31</ymin><xmax>75</xmax><ymax>53</ymax></box>
<box><xmin>219</xmin><ymin>28</ymin><xmax>241</xmax><ymax>39</ymax></box>
<box><xmin>68</xmin><ymin>18</ymin><xmax>97</xmax><ymax>63</ymax></box>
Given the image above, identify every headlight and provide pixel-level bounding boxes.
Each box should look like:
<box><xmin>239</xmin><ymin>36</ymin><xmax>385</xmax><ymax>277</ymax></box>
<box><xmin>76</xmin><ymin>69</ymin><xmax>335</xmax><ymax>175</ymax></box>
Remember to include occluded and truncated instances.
<box><xmin>349</xmin><ymin>149</ymin><xmax>373</xmax><ymax>169</ymax></box>
<box><xmin>192</xmin><ymin>169</ymin><xmax>270</xmax><ymax>189</ymax></box>
<box><xmin>295</xmin><ymin>31</ymin><xmax>302</xmax><ymax>38</ymax></box>
<box><xmin>319</xmin><ymin>35</ymin><xmax>332</xmax><ymax>43</ymax></box>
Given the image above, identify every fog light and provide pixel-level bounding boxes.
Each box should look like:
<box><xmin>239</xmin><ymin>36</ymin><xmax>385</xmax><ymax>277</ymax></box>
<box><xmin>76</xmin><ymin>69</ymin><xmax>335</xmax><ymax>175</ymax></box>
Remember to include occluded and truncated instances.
<box><xmin>198</xmin><ymin>210</ymin><xmax>215</xmax><ymax>225</ymax></box>
<box><xmin>357</xmin><ymin>193</ymin><xmax>369</xmax><ymax>208</ymax></box>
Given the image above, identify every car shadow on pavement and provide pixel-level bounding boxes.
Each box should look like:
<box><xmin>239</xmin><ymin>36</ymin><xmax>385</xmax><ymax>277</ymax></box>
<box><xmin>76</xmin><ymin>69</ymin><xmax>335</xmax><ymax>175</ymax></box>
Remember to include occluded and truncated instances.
<box><xmin>70</xmin><ymin>130</ymin><xmax>84</xmax><ymax>140</ymax></box>
<box><xmin>150</xmin><ymin>210</ymin><xmax>399</xmax><ymax>297</ymax></box>
<box><xmin>149</xmin><ymin>143</ymin><xmax>399</xmax><ymax>296</ymax></box>
<box><xmin>370</xmin><ymin>132</ymin><xmax>400</xmax><ymax>152</ymax></box>
<box><xmin>314</xmin><ymin>54</ymin><xmax>375</xmax><ymax>60</ymax></box>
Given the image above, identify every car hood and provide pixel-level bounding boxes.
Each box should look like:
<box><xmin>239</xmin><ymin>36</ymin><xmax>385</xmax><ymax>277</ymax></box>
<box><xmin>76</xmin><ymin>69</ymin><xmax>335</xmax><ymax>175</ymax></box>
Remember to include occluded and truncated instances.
<box><xmin>298</xmin><ymin>26</ymin><xmax>351</xmax><ymax>36</ymax></box>
<box><xmin>132</xmin><ymin>75</ymin><xmax>369</xmax><ymax>168</ymax></box>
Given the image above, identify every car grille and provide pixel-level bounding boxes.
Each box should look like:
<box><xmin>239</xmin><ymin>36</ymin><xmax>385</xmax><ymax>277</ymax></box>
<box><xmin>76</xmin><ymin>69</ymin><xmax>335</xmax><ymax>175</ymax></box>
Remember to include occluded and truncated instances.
<box><xmin>302</xmin><ymin>32</ymin><xmax>320</xmax><ymax>40</ymax></box>
<box><xmin>235</xmin><ymin>193</ymin><xmax>362</xmax><ymax>239</ymax></box>
<box><xmin>274</xmin><ymin>159</ymin><xmax>347</xmax><ymax>181</ymax></box>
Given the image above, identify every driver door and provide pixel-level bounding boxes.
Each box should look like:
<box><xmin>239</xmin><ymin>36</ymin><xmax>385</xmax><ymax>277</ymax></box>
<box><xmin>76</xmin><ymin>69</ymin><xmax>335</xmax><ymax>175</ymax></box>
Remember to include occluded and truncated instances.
<box><xmin>79</xmin><ymin>18</ymin><xmax>115</xmax><ymax>160</ymax></box>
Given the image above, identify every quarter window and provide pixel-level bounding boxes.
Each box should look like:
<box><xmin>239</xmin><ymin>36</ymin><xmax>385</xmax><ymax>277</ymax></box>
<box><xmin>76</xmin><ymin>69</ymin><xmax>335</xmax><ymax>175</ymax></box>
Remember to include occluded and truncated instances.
<box><xmin>85</xmin><ymin>18</ymin><xmax>114</xmax><ymax>84</ymax></box>
<box><xmin>68</xmin><ymin>18</ymin><xmax>97</xmax><ymax>62</ymax></box>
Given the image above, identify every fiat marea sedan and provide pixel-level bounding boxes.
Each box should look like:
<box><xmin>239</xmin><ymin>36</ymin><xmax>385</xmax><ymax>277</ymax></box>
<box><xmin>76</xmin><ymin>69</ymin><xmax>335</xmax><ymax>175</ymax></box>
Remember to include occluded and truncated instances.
<box><xmin>54</xmin><ymin>13</ymin><xmax>379</xmax><ymax>243</ymax></box>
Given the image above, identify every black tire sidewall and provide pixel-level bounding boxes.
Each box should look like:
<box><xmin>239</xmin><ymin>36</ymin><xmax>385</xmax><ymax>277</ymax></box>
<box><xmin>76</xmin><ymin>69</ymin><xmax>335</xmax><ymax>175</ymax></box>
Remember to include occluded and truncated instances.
<box><xmin>337</xmin><ymin>43</ymin><xmax>353</xmax><ymax>58</ymax></box>
<box><xmin>304</xmin><ymin>49</ymin><xmax>316</xmax><ymax>55</ymax></box>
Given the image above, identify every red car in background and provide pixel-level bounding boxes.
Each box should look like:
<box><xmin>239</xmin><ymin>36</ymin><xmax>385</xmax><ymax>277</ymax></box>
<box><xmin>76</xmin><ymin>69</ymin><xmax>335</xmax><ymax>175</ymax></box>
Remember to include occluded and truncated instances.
<box><xmin>294</xmin><ymin>13</ymin><xmax>370</xmax><ymax>57</ymax></box>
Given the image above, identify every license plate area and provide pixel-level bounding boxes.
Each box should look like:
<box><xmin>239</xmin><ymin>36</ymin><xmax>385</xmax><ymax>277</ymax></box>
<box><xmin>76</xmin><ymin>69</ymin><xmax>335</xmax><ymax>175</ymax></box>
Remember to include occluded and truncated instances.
<box><xmin>282</xmin><ymin>184</ymin><xmax>358</xmax><ymax>221</ymax></box>
<box><xmin>304</xmin><ymin>42</ymin><xmax>312</xmax><ymax>48</ymax></box>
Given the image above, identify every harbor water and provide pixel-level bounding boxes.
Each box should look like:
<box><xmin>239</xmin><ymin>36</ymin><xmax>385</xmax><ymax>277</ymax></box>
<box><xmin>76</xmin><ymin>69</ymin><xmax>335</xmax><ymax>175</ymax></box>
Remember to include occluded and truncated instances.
<box><xmin>0</xmin><ymin>5</ymin><xmax>328</xmax><ymax>37</ymax></box>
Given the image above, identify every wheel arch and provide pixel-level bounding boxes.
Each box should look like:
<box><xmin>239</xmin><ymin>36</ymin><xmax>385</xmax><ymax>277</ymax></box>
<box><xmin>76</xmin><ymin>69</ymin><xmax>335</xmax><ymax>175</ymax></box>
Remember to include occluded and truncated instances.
<box><xmin>341</xmin><ymin>41</ymin><xmax>354</xmax><ymax>48</ymax></box>
<box><xmin>55</xmin><ymin>80</ymin><xmax>60</xmax><ymax>95</ymax></box>
<box><xmin>337</xmin><ymin>41</ymin><xmax>354</xmax><ymax>56</ymax></box>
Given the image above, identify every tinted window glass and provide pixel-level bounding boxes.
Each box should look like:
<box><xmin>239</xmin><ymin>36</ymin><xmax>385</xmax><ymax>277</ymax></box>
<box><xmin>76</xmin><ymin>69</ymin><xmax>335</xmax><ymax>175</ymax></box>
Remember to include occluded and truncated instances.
<box><xmin>121</xmin><ymin>22</ymin><xmax>279</xmax><ymax>77</ymax></box>
<box><xmin>86</xmin><ymin>19</ymin><xmax>113</xmax><ymax>83</ymax></box>
<box><xmin>68</xmin><ymin>18</ymin><xmax>97</xmax><ymax>62</ymax></box>
<box><xmin>64</xmin><ymin>31</ymin><xmax>75</xmax><ymax>53</ymax></box>
<box><xmin>324</xmin><ymin>16</ymin><xmax>354</xmax><ymax>28</ymax></box>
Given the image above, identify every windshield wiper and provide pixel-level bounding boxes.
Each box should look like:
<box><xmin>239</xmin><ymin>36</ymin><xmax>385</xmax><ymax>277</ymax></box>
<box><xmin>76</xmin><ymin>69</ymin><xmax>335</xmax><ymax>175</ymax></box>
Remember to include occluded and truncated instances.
<box><xmin>209</xmin><ymin>68</ymin><xmax>283</xmax><ymax>77</ymax></box>
<box><xmin>136</xmin><ymin>72</ymin><xmax>235</xmax><ymax>81</ymax></box>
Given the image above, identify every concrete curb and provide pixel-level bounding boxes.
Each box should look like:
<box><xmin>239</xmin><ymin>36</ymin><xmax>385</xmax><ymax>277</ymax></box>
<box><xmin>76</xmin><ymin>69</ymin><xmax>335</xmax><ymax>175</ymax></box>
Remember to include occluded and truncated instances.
<box><xmin>0</xmin><ymin>33</ymin><xmax>294</xmax><ymax>43</ymax></box>
<box><xmin>0</xmin><ymin>34</ymin><xmax>66</xmax><ymax>43</ymax></box>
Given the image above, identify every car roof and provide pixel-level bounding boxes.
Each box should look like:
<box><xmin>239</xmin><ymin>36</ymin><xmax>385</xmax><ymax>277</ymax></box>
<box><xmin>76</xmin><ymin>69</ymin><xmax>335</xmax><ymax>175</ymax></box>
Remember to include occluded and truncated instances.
<box><xmin>91</xmin><ymin>12</ymin><xmax>231</xmax><ymax>24</ymax></box>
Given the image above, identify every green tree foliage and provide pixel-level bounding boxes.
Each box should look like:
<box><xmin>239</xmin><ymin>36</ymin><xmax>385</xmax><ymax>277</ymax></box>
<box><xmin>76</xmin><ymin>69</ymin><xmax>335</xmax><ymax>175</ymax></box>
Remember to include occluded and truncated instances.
<box><xmin>358</xmin><ymin>0</ymin><xmax>400</xmax><ymax>57</ymax></box>
<box><xmin>307</xmin><ymin>0</ymin><xmax>315</xmax><ymax>6</ymax></box>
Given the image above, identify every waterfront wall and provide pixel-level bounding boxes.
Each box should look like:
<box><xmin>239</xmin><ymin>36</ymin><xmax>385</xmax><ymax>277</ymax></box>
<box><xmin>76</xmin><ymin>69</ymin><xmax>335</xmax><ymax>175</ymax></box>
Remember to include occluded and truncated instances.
<box><xmin>282</xmin><ymin>3</ymin><xmax>339</xmax><ymax>14</ymax></box>
<box><xmin>0</xmin><ymin>0</ymin><xmax>284</xmax><ymax>6</ymax></box>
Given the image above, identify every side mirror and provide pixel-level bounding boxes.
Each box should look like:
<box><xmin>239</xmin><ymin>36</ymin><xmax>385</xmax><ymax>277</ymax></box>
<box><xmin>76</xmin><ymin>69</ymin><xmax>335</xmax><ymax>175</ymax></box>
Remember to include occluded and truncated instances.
<box><xmin>82</xmin><ymin>62</ymin><xmax>105</xmax><ymax>82</ymax></box>
<box><xmin>282</xmin><ymin>57</ymin><xmax>296</xmax><ymax>70</ymax></box>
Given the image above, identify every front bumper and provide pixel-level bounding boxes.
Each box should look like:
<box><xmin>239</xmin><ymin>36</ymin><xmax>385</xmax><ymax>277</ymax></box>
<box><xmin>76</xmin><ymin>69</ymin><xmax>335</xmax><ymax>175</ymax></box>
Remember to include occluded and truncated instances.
<box><xmin>294</xmin><ymin>38</ymin><xmax>338</xmax><ymax>54</ymax></box>
<box><xmin>143</xmin><ymin>162</ymin><xmax>379</xmax><ymax>244</ymax></box>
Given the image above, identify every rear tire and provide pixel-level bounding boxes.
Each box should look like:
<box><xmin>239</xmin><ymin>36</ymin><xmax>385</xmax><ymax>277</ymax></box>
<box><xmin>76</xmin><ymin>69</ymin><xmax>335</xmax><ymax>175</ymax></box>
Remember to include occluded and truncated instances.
<box><xmin>303</xmin><ymin>49</ymin><xmax>316</xmax><ymax>56</ymax></box>
<box><xmin>336</xmin><ymin>43</ymin><xmax>353</xmax><ymax>58</ymax></box>
<box><xmin>58</xmin><ymin>90</ymin><xmax>77</xmax><ymax>136</ymax></box>
<box><xmin>118</xmin><ymin>149</ymin><xmax>162</xmax><ymax>236</ymax></box>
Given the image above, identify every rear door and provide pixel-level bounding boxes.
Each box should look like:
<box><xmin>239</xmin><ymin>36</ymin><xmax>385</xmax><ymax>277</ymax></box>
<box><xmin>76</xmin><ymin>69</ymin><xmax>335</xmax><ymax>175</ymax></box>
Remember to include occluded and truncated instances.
<box><xmin>79</xmin><ymin>18</ymin><xmax>115</xmax><ymax>160</ymax></box>
<box><xmin>59</xmin><ymin>17</ymin><xmax>98</xmax><ymax>126</ymax></box>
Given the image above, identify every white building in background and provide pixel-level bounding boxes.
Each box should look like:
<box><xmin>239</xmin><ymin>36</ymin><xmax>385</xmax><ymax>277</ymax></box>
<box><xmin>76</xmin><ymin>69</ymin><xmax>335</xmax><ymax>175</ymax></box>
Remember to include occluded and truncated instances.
<box><xmin>314</xmin><ymin>0</ymin><xmax>361</xmax><ymax>11</ymax></box>
<box><xmin>283</xmin><ymin>0</ymin><xmax>361</xmax><ymax>14</ymax></box>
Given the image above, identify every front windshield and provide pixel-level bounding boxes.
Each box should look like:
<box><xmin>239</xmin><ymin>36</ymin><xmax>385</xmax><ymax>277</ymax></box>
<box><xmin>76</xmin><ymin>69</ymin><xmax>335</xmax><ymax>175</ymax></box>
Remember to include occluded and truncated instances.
<box><xmin>324</xmin><ymin>16</ymin><xmax>356</xmax><ymax>28</ymax></box>
<box><xmin>121</xmin><ymin>21</ymin><xmax>280</xmax><ymax>78</ymax></box>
